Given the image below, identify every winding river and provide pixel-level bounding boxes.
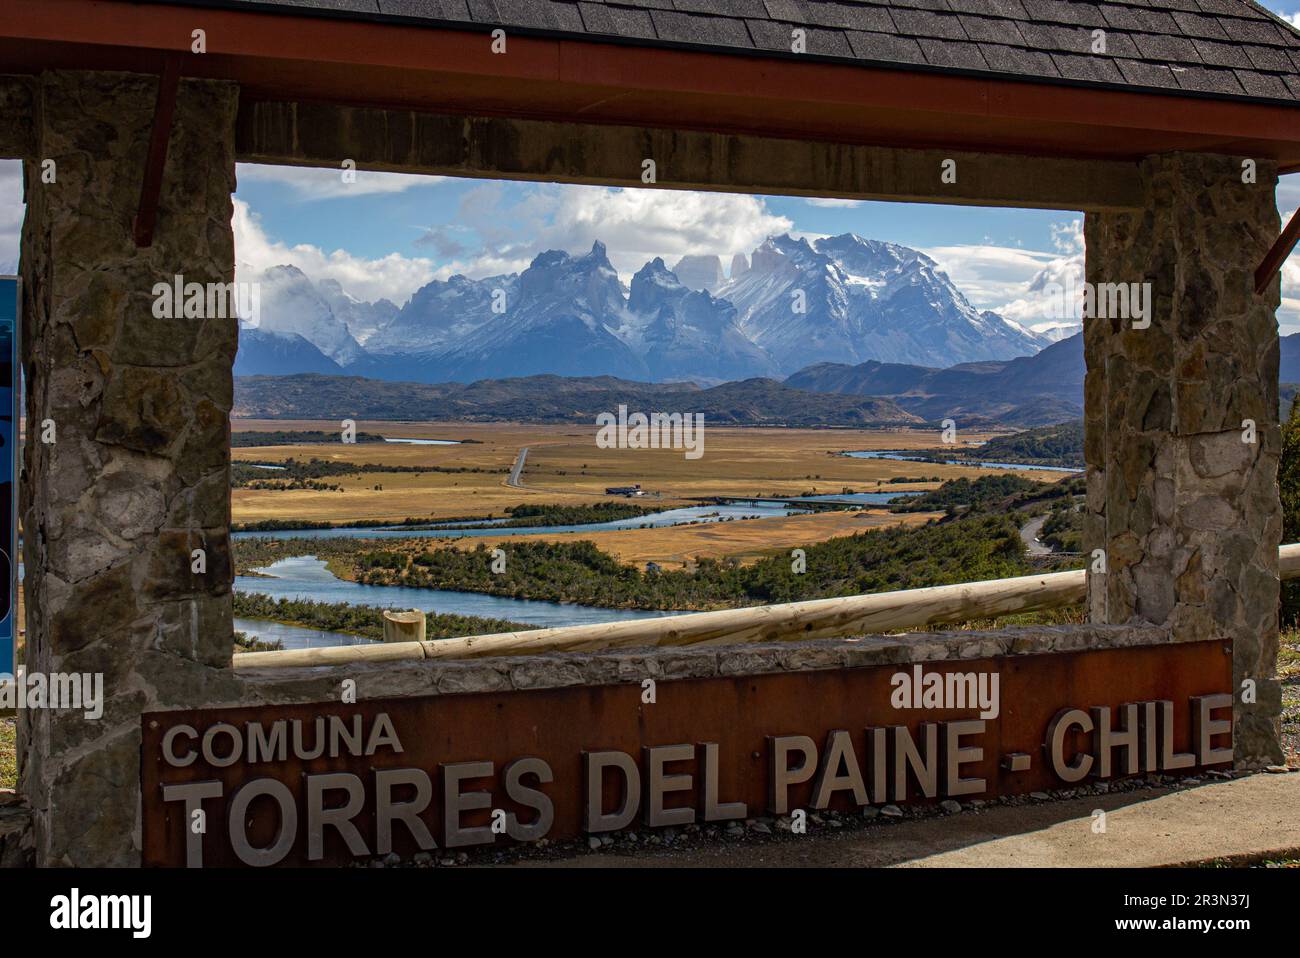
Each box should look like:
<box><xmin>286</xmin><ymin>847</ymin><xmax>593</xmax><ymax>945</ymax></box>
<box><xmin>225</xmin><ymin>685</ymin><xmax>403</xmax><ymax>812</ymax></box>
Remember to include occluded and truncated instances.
<box><xmin>233</xmin><ymin>616</ymin><xmax>380</xmax><ymax>651</ymax></box>
<box><xmin>232</xmin><ymin>501</ymin><xmax>808</xmax><ymax>541</ymax></box>
<box><xmin>231</xmin><ymin>491</ymin><xmax>922</xmax><ymax>648</ymax></box>
<box><xmin>235</xmin><ymin>555</ymin><xmax>675</xmax><ymax>637</ymax></box>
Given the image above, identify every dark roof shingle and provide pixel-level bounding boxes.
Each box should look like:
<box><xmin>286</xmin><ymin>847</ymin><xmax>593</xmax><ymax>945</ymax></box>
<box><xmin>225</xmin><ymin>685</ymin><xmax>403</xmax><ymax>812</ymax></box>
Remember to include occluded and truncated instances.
<box><xmin>844</xmin><ymin>29</ymin><xmax>928</xmax><ymax>65</ymax></box>
<box><xmin>577</xmin><ymin>2</ymin><xmax>657</xmax><ymax>38</ymax></box>
<box><xmin>153</xmin><ymin>0</ymin><xmax>1300</xmax><ymax>103</ymax></box>
<box><xmin>648</xmin><ymin>8</ymin><xmax>753</xmax><ymax>45</ymax></box>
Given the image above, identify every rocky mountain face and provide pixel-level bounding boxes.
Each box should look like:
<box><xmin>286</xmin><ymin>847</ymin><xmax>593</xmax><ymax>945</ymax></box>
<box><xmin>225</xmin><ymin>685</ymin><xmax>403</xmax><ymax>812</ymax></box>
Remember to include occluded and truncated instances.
<box><xmin>233</xmin><ymin>327</ymin><xmax>342</xmax><ymax>377</ymax></box>
<box><xmin>671</xmin><ymin>254</ymin><xmax>725</xmax><ymax>292</ymax></box>
<box><xmin>716</xmin><ymin>234</ymin><xmax>1045</xmax><ymax>373</ymax></box>
<box><xmin>235</xmin><ymin>233</ymin><xmax>1049</xmax><ymax>387</ymax></box>
<box><xmin>405</xmin><ymin>243</ymin><xmax>644</xmax><ymax>382</ymax></box>
<box><xmin>317</xmin><ymin>277</ymin><xmax>399</xmax><ymax>347</ymax></box>
<box><xmin>623</xmin><ymin>258</ymin><xmax>779</xmax><ymax>382</ymax></box>
<box><xmin>253</xmin><ymin>265</ymin><xmax>373</xmax><ymax>367</ymax></box>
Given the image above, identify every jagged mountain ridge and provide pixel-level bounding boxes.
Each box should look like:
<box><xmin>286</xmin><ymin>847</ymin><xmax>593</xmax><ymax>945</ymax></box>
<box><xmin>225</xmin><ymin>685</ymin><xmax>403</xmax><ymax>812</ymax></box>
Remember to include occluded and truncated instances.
<box><xmin>236</xmin><ymin>232</ymin><xmax>1049</xmax><ymax>385</ymax></box>
<box><xmin>716</xmin><ymin>234</ymin><xmax>1044</xmax><ymax>372</ymax></box>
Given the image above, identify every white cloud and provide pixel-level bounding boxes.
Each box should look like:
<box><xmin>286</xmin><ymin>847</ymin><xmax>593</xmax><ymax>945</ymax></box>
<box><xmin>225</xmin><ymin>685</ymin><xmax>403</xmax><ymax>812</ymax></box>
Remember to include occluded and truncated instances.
<box><xmin>429</xmin><ymin>182</ymin><xmax>794</xmax><ymax>282</ymax></box>
<box><xmin>1279</xmin><ymin>172</ymin><xmax>1300</xmax><ymax>214</ymax></box>
<box><xmin>232</xmin><ymin>182</ymin><xmax>789</xmax><ymax>306</ymax></box>
<box><xmin>233</xmin><ymin>198</ymin><xmax>436</xmax><ymax>305</ymax></box>
<box><xmin>236</xmin><ymin>163</ymin><xmax>443</xmax><ymax>201</ymax></box>
<box><xmin>1282</xmin><ymin>206</ymin><xmax>1300</xmax><ymax>335</ymax></box>
<box><xmin>804</xmin><ymin>197</ymin><xmax>863</xmax><ymax>208</ymax></box>
<box><xmin>920</xmin><ymin>240</ymin><xmax>1075</xmax><ymax>325</ymax></box>
<box><xmin>1051</xmin><ymin>219</ymin><xmax>1083</xmax><ymax>254</ymax></box>
<box><xmin>925</xmin><ymin>205</ymin><xmax>1300</xmax><ymax>334</ymax></box>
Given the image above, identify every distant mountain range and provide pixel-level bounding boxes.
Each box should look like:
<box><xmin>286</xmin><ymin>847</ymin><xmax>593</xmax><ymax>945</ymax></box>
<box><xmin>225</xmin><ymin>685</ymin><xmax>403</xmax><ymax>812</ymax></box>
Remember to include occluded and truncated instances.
<box><xmin>235</xmin><ymin>232</ymin><xmax>1050</xmax><ymax>385</ymax></box>
<box><xmin>232</xmin><ymin>324</ymin><xmax>1300</xmax><ymax>429</ymax></box>
<box><xmin>233</xmin><ymin>373</ymin><xmax>922</xmax><ymax>427</ymax></box>
<box><xmin>1281</xmin><ymin>333</ymin><xmax>1300</xmax><ymax>384</ymax></box>
<box><xmin>233</xmin><ymin>228</ymin><xmax>1300</xmax><ymax>429</ymax></box>
<box><xmin>786</xmin><ymin>327</ymin><xmax>1299</xmax><ymax>429</ymax></box>
<box><xmin>785</xmin><ymin>332</ymin><xmax>1085</xmax><ymax>427</ymax></box>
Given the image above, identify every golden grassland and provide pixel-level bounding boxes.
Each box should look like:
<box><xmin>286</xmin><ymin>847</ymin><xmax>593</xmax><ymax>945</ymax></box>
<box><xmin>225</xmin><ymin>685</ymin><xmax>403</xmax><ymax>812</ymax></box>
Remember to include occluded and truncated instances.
<box><xmin>440</xmin><ymin>508</ymin><xmax>938</xmax><ymax>567</ymax></box>
<box><xmin>231</xmin><ymin>419</ymin><xmax>1075</xmax><ymax>526</ymax></box>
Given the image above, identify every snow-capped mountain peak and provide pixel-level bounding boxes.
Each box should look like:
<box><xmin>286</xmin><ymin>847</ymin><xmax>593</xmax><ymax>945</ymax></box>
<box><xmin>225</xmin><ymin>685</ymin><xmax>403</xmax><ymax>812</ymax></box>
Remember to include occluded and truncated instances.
<box><xmin>713</xmin><ymin>233</ymin><xmax>1045</xmax><ymax>372</ymax></box>
<box><xmin>237</xmin><ymin>232</ymin><xmax>1048</xmax><ymax>384</ymax></box>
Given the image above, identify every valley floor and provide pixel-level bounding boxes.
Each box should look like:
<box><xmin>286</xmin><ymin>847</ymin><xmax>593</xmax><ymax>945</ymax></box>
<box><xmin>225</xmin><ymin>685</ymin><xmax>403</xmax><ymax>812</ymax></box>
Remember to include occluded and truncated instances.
<box><xmin>231</xmin><ymin>420</ymin><xmax>1073</xmax><ymax>527</ymax></box>
<box><xmin>228</xmin><ymin>419</ymin><xmax>1082</xmax><ymax>634</ymax></box>
<box><xmin>439</xmin><ymin>508</ymin><xmax>938</xmax><ymax>568</ymax></box>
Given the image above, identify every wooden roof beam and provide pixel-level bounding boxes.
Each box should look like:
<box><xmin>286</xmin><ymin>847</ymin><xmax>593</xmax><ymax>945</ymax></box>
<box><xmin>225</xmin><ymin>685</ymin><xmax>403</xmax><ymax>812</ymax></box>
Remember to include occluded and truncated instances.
<box><xmin>236</xmin><ymin>100</ymin><xmax>1145</xmax><ymax>212</ymax></box>
<box><xmin>132</xmin><ymin>54</ymin><xmax>179</xmax><ymax>248</ymax></box>
<box><xmin>1257</xmin><ymin>208</ymin><xmax>1300</xmax><ymax>295</ymax></box>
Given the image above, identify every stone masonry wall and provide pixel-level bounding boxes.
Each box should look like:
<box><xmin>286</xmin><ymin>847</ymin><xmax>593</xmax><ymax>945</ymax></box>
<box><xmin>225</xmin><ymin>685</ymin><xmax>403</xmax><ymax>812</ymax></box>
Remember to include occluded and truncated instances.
<box><xmin>228</xmin><ymin>624</ymin><xmax>1177</xmax><ymax>708</ymax></box>
<box><xmin>19</xmin><ymin>71</ymin><xmax>240</xmax><ymax>866</ymax></box>
<box><xmin>1084</xmin><ymin>152</ymin><xmax>1283</xmax><ymax>766</ymax></box>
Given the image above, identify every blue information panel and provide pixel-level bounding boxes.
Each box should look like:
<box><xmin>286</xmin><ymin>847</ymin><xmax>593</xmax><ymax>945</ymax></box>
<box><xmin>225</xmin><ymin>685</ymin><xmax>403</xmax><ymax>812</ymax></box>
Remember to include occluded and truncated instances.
<box><xmin>0</xmin><ymin>277</ymin><xmax>14</xmax><ymax>680</ymax></box>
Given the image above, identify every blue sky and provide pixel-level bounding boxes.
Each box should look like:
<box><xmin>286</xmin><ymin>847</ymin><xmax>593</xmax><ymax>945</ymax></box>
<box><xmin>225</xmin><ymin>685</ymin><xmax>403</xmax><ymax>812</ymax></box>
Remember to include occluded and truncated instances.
<box><xmin>232</xmin><ymin>169</ymin><xmax>1076</xmax><ymax>266</ymax></box>
<box><xmin>2</xmin><ymin>3</ymin><xmax>1299</xmax><ymax>333</ymax></box>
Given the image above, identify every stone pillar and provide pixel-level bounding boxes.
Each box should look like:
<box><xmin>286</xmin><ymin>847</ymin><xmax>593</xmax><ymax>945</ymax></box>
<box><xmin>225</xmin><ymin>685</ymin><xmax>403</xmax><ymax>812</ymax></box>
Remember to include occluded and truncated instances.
<box><xmin>1084</xmin><ymin>152</ymin><xmax>1282</xmax><ymax>767</ymax></box>
<box><xmin>19</xmin><ymin>71</ymin><xmax>241</xmax><ymax>865</ymax></box>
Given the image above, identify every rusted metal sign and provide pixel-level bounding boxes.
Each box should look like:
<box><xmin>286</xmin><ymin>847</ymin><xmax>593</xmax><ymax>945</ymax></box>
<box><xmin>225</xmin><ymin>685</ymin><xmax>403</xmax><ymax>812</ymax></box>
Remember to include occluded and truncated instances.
<box><xmin>142</xmin><ymin>641</ymin><xmax>1232</xmax><ymax>867</ymax></box>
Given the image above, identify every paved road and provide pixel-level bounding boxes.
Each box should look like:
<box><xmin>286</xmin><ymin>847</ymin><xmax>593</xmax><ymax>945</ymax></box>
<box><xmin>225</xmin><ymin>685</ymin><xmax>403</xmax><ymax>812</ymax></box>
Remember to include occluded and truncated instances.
<box><xmin>1019</xmin><ymin>514</ymin><xmax>1053</xmax><ymax>556</ymax></box>
<box><xmin>507</xmin><ymin>446</ymin><xmax>528</xmax><ymax>487</ymax></box>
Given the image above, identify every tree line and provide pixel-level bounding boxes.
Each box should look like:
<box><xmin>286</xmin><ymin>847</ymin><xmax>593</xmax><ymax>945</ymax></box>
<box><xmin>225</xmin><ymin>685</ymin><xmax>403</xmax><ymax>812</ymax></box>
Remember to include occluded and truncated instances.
<box><xmin>232</xmin><ymin>430</ymin><xmax>387</xmax><ymax>446</ymax></box>
<box><xmin>348</xmin><ymin>513</ymin><xmax>1034</xmax><ymax>611</ymax></box>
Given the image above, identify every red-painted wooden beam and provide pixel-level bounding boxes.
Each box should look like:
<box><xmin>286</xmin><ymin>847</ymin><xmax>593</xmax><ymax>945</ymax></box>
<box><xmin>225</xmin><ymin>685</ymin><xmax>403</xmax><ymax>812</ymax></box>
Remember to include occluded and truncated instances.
<box><xmin>5</xmin><ymin>0</ymin><xmax>1300</xmax><ymax>169</ymax></box>
<box><xmin>1256</xmin><ymin>208</ymin><xmax>1300</xmax><ymax>295</ymax></box>
<box><xmin>132</xmin><ymin>54</ymin><xmax>180</xmax><ymax>248</ymax></box>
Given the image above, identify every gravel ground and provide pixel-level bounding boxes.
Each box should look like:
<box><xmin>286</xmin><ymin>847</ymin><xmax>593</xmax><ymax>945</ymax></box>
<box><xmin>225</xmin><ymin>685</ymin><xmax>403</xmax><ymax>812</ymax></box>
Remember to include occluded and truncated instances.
<box><xmin>347</xmin><ymin>768</ymin><xmax>1265</xmax><ymax>869</ymax></box>
<box><xmin>0</xmin><ymin>718</ymin><xmax>15</xmax><ymax>791</ymax></box>
<box><xmin>1281</xmin><ymin>629</ymin><xmax>1299</xmax><ymax>763</ymax></box>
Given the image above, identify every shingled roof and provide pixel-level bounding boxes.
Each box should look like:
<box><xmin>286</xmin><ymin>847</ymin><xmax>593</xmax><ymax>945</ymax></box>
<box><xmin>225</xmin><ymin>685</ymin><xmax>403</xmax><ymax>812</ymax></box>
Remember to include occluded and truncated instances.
<box><xmin>161</xmin><ymin>0</ymin><xmax>1300</xmax><ymax>103</ymax></box>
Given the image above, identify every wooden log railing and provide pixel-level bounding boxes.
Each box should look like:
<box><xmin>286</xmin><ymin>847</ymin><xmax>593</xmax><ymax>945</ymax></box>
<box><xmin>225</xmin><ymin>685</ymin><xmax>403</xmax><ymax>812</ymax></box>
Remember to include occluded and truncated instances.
<box><xmin>232</xmin><ymin>543</ymin><xmax>1300</xmax><ymax>670</ymax></box>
